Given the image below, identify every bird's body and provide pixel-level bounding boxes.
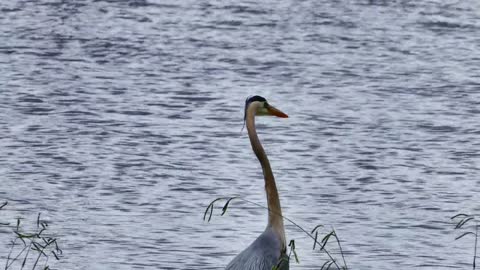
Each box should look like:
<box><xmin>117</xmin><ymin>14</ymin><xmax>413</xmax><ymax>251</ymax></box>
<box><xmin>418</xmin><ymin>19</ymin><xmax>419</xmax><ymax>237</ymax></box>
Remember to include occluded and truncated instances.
<box><xmin>225</xmin><ymin>96</ymin><xmax>290</xmax><ymax>270</ymax></box>
<box><xmin>226</xmin><ymin>227</ymin><xmax>289</xmax><ymax>270</ymax></box>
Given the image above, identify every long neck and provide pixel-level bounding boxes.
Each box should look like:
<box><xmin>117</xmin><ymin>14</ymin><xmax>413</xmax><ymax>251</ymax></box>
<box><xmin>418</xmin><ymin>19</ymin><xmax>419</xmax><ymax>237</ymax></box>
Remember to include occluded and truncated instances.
<box><xmin>246</xmin><ymin>103</ymin><xmax>286</xmax><ymax>249</ymax></box>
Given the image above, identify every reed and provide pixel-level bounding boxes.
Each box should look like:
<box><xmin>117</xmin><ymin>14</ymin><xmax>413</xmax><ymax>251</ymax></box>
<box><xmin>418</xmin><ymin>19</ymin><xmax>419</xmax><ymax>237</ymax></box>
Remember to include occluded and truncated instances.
<box><xmin>204</xmin><ymin>196</ymin><xmax>348</xmax><ymax>270</ymax></box>
<box><xmin>0</xmin><ymin>201</ymin><xmax>62</xmax><ymax>270</ymax></box>
<box><xmin>452</xmin><ymin>213</ymin><xmax>478</xmax><ymax>270</ymax></box>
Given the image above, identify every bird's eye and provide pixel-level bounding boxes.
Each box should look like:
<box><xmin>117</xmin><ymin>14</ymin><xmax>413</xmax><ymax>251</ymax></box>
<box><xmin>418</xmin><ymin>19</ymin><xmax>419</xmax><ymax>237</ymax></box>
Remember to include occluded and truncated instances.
<box><xmin>264</xmin><ymin>102</ymin><xmax>269</xmax><ymax>108</ymax></box>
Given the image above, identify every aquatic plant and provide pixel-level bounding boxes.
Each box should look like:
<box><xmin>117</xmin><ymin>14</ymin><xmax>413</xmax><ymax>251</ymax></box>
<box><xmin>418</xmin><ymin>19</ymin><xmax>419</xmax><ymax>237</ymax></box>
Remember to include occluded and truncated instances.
<box><xmin>0</xmin><ymin>201</ymin><xmax>62</xmax><ymax>270</ymax></box>
<box><xmin>204</xmin><ymin>196</ymin><xmax>348</xmax><ymax>270</ymax></box>
<box><xmin>452</xmin><ymin>213</ymin><xmax>478</xmax><ymax>270</ymax></box>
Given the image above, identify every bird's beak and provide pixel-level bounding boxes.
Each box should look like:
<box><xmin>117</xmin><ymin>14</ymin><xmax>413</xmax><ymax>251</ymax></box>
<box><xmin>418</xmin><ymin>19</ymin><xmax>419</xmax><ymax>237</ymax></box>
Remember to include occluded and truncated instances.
<box><xmin>267</xmin><ymin>105</ymin><xmax>289</xmax><ymax>118</ymax></box>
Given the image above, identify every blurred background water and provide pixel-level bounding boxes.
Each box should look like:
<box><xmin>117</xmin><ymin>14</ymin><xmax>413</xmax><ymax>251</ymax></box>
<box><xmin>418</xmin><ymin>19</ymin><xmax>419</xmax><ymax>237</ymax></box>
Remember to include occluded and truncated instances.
<box><xmin>0</xmin><ymin>0</ymin><xmax>479</xmax><ymax>269</ymax></box>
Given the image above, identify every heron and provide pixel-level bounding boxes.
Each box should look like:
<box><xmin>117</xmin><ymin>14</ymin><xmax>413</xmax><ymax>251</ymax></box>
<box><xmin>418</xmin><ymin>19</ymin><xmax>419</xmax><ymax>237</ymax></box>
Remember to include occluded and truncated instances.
<box><xmin>226</xmin><ymin>95</ymin><xmax>289</xmax><ymax>270</ymax></box>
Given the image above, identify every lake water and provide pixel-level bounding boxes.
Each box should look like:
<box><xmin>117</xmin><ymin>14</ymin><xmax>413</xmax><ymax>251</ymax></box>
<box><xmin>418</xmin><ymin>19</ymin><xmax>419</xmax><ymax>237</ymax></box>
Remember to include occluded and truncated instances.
<box><xmin>1</xmin><ymin>0</ymin><xmax>479</xmax><ymax>269</ymax></box>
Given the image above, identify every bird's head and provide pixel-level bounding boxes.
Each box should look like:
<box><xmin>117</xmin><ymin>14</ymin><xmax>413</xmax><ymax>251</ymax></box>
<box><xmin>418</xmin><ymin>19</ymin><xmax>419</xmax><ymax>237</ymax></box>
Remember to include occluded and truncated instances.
<box><xmin>244</xmin><ymin>95</ymin><xmax>289</xmax><ymax>120</ymax></box>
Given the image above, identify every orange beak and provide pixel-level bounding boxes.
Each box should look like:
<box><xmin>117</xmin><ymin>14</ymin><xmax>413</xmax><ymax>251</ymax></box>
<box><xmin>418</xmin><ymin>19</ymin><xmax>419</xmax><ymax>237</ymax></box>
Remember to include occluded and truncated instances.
<box><xmin>267</xmin><ymin>105</ymin><xmax>289</xmax><ymax>118</ymax></box>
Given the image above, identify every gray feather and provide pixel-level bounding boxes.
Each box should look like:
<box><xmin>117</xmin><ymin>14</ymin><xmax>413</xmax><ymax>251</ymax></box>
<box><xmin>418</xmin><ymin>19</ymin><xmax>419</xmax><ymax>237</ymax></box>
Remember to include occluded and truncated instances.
<box><xmin>226</xmin><ymin>227</ymin><xmax>289</xmax><ymax>270</ymax></box>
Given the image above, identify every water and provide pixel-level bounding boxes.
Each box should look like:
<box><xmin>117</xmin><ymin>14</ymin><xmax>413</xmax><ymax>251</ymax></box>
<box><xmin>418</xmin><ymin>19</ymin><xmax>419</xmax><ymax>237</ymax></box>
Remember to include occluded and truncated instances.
<box><xmin>1</xmin><ymin>0</ymin><xmax>479</xmax><ymax>269</ymax></box>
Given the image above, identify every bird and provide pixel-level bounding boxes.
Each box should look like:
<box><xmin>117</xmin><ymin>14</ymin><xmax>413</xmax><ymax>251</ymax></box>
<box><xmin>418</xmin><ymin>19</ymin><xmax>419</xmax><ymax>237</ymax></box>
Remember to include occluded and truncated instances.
<box><xmin>226</xmin><ymin>95</ymin><xmax>290</xmax><ymax>270</ymax></box>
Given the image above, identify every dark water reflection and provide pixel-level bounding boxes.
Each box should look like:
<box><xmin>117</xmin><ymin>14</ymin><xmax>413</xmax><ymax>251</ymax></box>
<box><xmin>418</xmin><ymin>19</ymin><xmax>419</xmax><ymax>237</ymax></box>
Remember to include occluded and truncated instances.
<box><xmin>1</xmin><ymin>0</ymin><xmax>479</xmax><ymax>269</ymax></box>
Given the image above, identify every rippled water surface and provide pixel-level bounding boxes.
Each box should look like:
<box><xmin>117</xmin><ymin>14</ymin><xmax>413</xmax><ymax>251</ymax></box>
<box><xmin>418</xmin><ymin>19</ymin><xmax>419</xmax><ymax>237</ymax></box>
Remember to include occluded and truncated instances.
<box><xmin>1</xmin><ymin>0</ymin><xmax>480</xmax><ymax>269</ymax></box>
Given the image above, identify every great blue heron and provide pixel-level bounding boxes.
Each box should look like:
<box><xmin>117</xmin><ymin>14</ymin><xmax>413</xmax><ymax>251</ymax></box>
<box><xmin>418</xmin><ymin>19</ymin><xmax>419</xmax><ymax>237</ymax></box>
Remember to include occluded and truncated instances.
<box><xmin>226</xmin><ymin>96</ymin><xmax>289</xmax><ymax>270</ymax></box>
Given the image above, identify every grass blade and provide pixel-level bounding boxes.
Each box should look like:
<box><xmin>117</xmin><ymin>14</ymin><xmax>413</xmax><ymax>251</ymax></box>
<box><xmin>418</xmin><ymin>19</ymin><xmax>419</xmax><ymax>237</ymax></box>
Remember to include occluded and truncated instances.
<box><xmin>456</xmin><ymin>217</ymin><xmax>475</xmax><ymax>229</ymax></box>
<box><xmin>456</xmin><ymin>232</ymin><xmax>476</xmax><ymax>241</ymax></box>
<box><xmin>221</xmin><ymin>197</ymin><xmax>238</xmax><ymax>216</ymax></box>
